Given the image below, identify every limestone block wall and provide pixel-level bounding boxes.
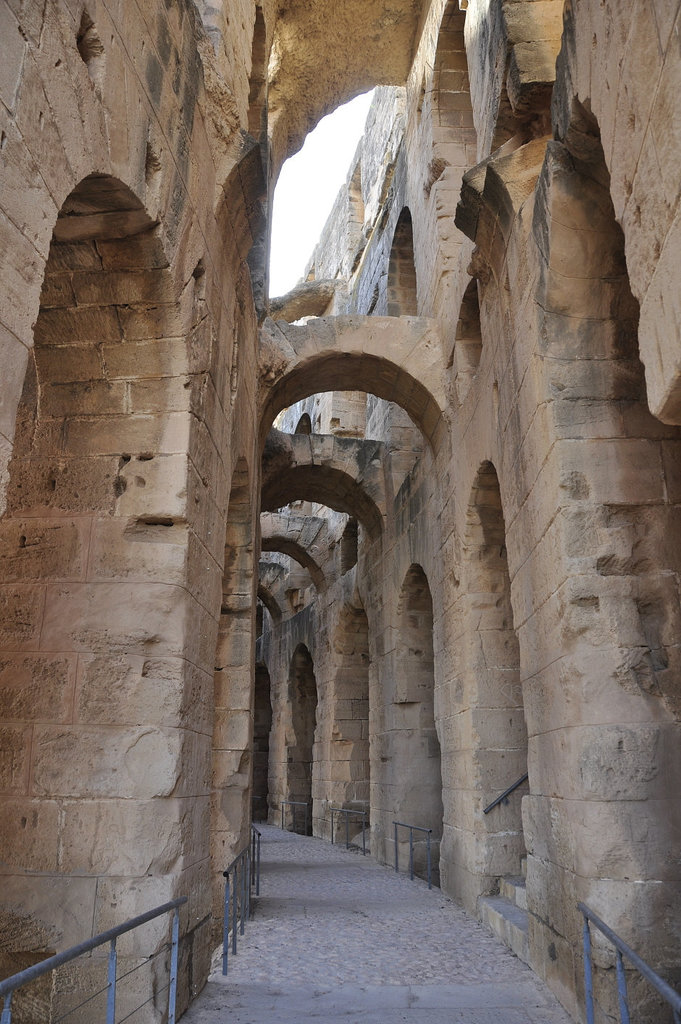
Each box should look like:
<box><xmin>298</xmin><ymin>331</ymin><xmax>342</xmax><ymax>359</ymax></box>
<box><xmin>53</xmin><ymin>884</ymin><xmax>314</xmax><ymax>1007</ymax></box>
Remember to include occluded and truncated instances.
<box><xmin>0</xmin><ymin>0</ymin><xmax>265</xmax><ymax>1013</ymax></box>
<box><xmin>256</xmin><ymin>3</ymin><xmax>681</xmax><ymax>1022</ymax></box>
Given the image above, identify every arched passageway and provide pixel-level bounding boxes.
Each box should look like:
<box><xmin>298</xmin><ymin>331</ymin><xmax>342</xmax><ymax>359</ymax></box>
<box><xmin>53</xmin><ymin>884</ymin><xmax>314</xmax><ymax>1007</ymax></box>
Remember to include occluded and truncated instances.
<box><xmin>0</xmin><ymin>173</ymin><xmax>197</xmax><ymax>1006</ymax></box>
<box><xmin>253</xmin><ymin>663</ymin><xmax>273</xmax><ymax>822</ymax></box>
<box><xmin>464</xmin><ymin>462</ymin><xmax>526</xmax><ymax>889</ymax></box>
<box><xmin>392</xmin><ymin>565</ymin><xmax>444</xmax><ymax>884</ymax></box>
<box><xmin>324</xmin><ymin>604</ymin><xmax>370</xmax><ymax>836</ymax></box>
<box><xmin>387</xmin><ymin>208</ymin><xmax>417</xmax><ymax>316</ymax></box>
<box><xmin>285</xmin><ymin>644</ymin><xmax>318</xmax><ymax>834</ymax></box>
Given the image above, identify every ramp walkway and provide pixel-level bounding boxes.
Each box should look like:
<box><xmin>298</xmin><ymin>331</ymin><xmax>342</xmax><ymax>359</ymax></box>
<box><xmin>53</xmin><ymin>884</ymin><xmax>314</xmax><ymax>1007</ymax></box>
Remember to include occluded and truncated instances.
<box><xmin>183</xmin><ymin>825</ymin><xmax>573</xmax><ymax>1023</ymax></box>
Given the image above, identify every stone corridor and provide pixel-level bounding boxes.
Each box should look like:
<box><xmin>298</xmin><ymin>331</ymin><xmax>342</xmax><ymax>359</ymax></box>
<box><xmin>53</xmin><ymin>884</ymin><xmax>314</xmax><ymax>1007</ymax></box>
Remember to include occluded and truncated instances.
<box><xmin>182</xmin><ymin>826</ymin><xmax>572</xmax><ymax>1023</ymax></box>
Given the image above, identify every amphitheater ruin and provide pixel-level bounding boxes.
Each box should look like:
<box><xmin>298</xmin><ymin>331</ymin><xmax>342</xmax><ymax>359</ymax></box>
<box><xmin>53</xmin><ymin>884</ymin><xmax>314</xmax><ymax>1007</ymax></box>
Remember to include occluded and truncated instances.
<box><xmin>1</xmin><ymin>0</ymin><xmax>681</xmax><ymax>1020</ymax></box>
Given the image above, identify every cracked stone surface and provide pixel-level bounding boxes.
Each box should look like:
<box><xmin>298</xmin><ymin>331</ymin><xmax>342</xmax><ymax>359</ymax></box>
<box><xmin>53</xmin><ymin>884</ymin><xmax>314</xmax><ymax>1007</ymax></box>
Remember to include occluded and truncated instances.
<box><xmin>182</xmin><ymin>826</ymin><xmax>573</xmax><ymax>1022</ymax></box>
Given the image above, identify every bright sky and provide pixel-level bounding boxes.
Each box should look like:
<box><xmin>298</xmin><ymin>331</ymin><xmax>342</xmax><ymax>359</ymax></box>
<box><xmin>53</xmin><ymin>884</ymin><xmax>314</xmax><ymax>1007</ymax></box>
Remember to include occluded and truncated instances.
<box><xmin>269</xmin><ymin>90</ymin><xmax>375</xmax><ymax>298</ymax></box>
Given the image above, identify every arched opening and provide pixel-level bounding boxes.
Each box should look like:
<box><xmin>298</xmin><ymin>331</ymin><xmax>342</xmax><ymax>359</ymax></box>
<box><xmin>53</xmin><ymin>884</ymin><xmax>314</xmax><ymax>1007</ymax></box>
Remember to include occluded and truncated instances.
<box><xmin>393</xmin><ymin>565</ymin><xmax>444</xmax><ymax>884</ymax></box>
<box><xmin>347</xmin><ymin>161</ymin><xmax>366</xmax><ymax>276</ymax></box>
<box><xmin>339</xmin><ymin>518</ymin><xmax>358</xmax><ymax>573</ymax></box>
<box><xmin>294</xmin><ymin>412</ymin><xmax>312</xmax><ymax>435</ymax></box>
<box><xmin>327</xmin><ymin>604</ymin><xmax>370</xmax><ymax>839</ymax></box>
<box><xmin>260</xmin><ymin>347</ymin><xmax>446</xmax><ymax>456</ymax></box>
<box><xmin>465</xmin><ymin>463</ymin><xmax>526</xmax><ymax>886</ymax></box>
<box><xmin>258</xmin><ymin>582</ymin><xmax>282</xmax><ymax>624</ymax></box>
<box><xmin>261</xmin><ymin>462</ymin><xmax>383</xmax><ymax>539</ymax></box>
<box><xmin>427</xmin><ymin>0</ymin><xmax>477</xmax><ymax>285</ymax></box>
<box><xmin>0</xmin><ymin>174</ymin><xmax>192</xmax><ymax>1009</ymax></box>
<box><xmin>387</xmin><ymin>208</ymin><xmax>417</xmax><ymax>316</ymax></box>
<box><xmin>451</xmin><ymin>278</ymin><xmax>482</xmax><ymax>400</ymax></box>
<box><xmin>211</xmin><ymin>457</ymin><xmax>255</xmax><ymax>931</ymax></box>
<box><xmin>261</xmin><ymin>536</ymin><xmax>326</xmax><ymax>592</ymax></box>
<box><xmin>247</xmin><ymin>6</ymin><xmax>269</xmax><ymax>143</ymax></box>
<box><xmin>285</xmin><ymin>644</ymin><xmax>318</xmax><ymax>834</ymax></box>
<box><xmin>253</xmin><ymin>662</ymin><xmax>272</xmax><ymax>822</ymax></box>
<box><xmin>432</xmin><ymin>1</ymin><xmax>476</xmax><ymax>159</ymax></box>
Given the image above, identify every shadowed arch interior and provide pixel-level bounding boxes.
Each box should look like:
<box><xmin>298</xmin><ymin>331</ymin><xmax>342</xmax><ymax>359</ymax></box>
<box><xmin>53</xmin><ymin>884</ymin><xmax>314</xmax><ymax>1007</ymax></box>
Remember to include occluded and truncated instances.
<box><xmin>261</xmin><ymin>536</ymin><xmax>325</xmax><ymax>589</ymax></box>
<box><xmin>285</xmin><ymin>643</ymin><xmax>318</xmax><ymax>834</ymax></box>
<box><xmin>0</xmin><ymin>172</ymin><xmax>185</xmax><ymax>1003</ymax></box>
<box><xmin>392</xmin><ymin>564</ymin><xmax>444</xmax><ymax>884</ymax></box>
<box><xmin>261</xmin><ymin>464</ymin><xmax>383</xmax><ymax>538</ymax></box>
<box><xmin>387</xmin><ymin>208</ymin><xmax>417</xmax><ymax>316</ymax></box>
<box><xmin>258</xmin><ymin>582</ymin><xmax>283</xmax><ymax>623</ymax></box>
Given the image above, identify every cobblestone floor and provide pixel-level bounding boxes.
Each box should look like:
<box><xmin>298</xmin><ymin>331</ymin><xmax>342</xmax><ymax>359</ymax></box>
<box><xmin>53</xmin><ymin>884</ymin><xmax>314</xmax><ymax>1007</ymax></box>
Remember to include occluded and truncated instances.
<box><xmin>182</xmin><ymin>825</ymin><xmax>574</xmax><ymax>1023</ymax></box>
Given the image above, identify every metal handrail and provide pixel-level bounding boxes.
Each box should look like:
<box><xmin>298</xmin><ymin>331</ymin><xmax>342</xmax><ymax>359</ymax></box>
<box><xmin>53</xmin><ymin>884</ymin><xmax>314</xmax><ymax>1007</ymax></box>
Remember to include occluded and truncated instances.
<box><xmin>0</xmin><ymin>897</ymin><xmax>186</xmax><ymax>1024</ymax></box>
<box><xmin>222</xmin><ymin>824</ymin><xmax>262</xmax><ymax>977</ymax></box>
<box><xmin>578</xmin><ymin>902</ymin><xmax>681</xmax><ymax>1024</ymax></box>
<box><xmin>482</xmin><ymin>772</ymin><xmax>528</xmax><ymax>815</ymax></box>
<box><xmin>252</xmin><ymin>824</ymin><xmax>262</xmax><ymax>896</ymax></box>
<box><xmin>393</xmin><ymin>821</ymin><xmax>433</xmax><ymax>889</ymax></box>
<box><xmin>281</xmin><ymin>799</ymin><xmax>309</xmax><ymax>835</ymax></box>
<box><xmin>330</xmin><ymin>807</ymin><xmax>367</xmax><ymax>855</ymax></box>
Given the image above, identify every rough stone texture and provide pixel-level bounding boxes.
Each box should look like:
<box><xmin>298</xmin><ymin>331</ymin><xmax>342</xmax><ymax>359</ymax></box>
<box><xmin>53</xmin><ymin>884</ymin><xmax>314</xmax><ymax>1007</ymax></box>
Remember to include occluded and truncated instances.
<box><xmin>2</xmin><ymin>2</ymin><xmax>681</xmax><ymax>1023</ymax></box>
<box><xmin>182</xmin><ymin>826</ymin><xmax>573</xmax><ymax>1023</ymax></box>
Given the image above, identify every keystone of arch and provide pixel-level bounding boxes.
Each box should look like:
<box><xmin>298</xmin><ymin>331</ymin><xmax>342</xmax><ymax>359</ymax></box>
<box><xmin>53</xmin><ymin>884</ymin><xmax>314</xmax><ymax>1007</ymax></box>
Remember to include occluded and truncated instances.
<box><xmin>258</xmin><ymin>315</ymin><xmax>448</xmax><ymax>453</ymax></box>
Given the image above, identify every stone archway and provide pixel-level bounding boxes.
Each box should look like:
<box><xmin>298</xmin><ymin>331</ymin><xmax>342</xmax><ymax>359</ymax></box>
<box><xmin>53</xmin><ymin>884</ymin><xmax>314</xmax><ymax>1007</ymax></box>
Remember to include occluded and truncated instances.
<box><xmin>0</xmin><ymin>173</ymin><xmax>195</xmax><ymax>1008</ymax></box>
<box><xmin>464</xmin><ymin>462</ymin><xmax>526</xmax><ymax>890</ymax></box>
<box><xmin>284</xmin><ymin>643</ymin><xmax>318</xmax><ymax>834</ymax></box>
<box><xmin>392</xmin><ymin>564</ymin><xmax>444</xmax><ymax>884</ymax></box>
<box><xmin>253</xmin><ymin>662</ymin><xmax>273</xmax><ymax>822</ymax></box>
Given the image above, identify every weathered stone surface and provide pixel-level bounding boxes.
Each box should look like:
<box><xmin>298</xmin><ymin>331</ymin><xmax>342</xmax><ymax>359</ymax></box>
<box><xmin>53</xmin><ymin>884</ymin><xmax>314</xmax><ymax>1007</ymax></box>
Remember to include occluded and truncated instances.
<box><xmin>1</xmin><ymin>2</ymin><xmax>681</xmax><ymax>1022</ymax></box>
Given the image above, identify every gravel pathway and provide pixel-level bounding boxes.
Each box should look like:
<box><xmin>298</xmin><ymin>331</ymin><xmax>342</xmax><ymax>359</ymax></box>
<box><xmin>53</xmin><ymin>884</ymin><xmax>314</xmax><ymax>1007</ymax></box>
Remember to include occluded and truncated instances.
<box><xmin>182</xmin><ymin>825</ymin><xmax>574</xmax><ymax>1023</ymax></box>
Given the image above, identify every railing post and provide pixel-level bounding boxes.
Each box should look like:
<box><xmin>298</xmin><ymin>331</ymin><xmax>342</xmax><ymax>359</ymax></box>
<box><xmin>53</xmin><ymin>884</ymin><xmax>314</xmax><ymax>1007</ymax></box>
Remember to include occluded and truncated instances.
<box><xmin>426</xmin><ymin>831</ymin><xmax>432</xmax><ymax>890</ymax></box>
<box><xmin>331</xmin><ymin>808</ymin><xmax>335</xmax><ymax>845</ymax></box>
<box><xmin>616</xmin><ymin>950</ymin><xmax>630</xmax><ymax>1024</ymax></box>
<box><xmin>345</xmin><ymin>812</ymin><xmax>350</xmax><ymax>850</ymax></box>
<box><xmin>281</xmin><ymin>803</ymin><xmax>284</xmax><ymax>830</ymax></box>
<box><xmin>583</xmin><ymin>915</ymin><xmax>595</xmax><ymax>1024</ymax></box>
<box><xmin>305</xmin><ymin>803</ymin><xmax>309</xmax><ymax>837</ymax></box>
<box><xmin>1</xmin><ymin>990</ymin><xmax>13</xmax><ymax>1024</ymax></box>
<box><xmin>240</xmin><ymin>854</ymin><xmax>246</xmax><ymax>936</ymax></box>
<box><xmin>106</xmin><ymin>938</ymin><xmax>117</xmax><ymax>1024</ymax></box>
<box><xmin>168</xmin><ymin>905</ymin><xmax>180</xmax><ymax>1024</ymax></box>
<box><xmin>362</xmin><ymin>813</ymin><xmax>366</xmax><ymax>856</ymax></box>
<box><xmin>245</xmin><ymin>850</ymin><xmax>250</xmax><ymax>921</ymax></box>
<box><xmin>222</xmin><ymin>870</ymin><xmax>230</xmax><ymax>975</ymax></box>
<box><xmin>409</xmin><ymin>827</ymin><xmax>414</xmax><ymax>881</ymax></box>
<box><xmin>256</xmin><ymin>832</ymin><xmax>261</xmax><ymax>896</ymax></box>
<box><xmin>394</xmin><ymin>821</ymin><xmax>398</xmax><ymax>872</ymax></box>
<box><xmin>232</xmin><ymin>862</ymin><xmax>238</xmax><ymax>956</ymax></box>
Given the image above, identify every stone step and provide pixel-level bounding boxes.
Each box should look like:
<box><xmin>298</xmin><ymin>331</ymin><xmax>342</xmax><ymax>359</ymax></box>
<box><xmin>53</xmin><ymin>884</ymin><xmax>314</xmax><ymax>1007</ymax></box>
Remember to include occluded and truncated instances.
<box><xmin>499</xmin><ymin>874</ymin><xmax>527</xmax><ymax>910</ymax></box>
<box><xmin>480</xmin><ymin>894</ymin><xmax>530</xmax><ymax>965</ymax></box>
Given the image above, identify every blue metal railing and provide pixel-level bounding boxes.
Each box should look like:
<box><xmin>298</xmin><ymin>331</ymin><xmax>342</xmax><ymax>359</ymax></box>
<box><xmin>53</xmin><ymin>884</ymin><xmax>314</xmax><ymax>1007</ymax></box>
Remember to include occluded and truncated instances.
<box><xmin>330</xmin><ymin>807</ymin><xmax>367</xmax><ymax>855</ymax></box>
<box><xmin>393</xmin><ymin>820</ymin><xmax>433</xmax><ymax>889</ymax></box>
<box><xmin>578</xmin><ymin>902</ymin><xmax>681</xmax><ymax>1024</ymax></box>
<box><xmin>222</xmin><ymin>824</ymin><xmax>262</xmax><ymax>976</ymax></box>
<box><xmin>0</xmin><ymin>897</ymin><xmax>186</xmax><ymax>1024</ymax></box>
<box><xmin>281</xmin><ymin>800</ymin><xmax>309</xmax><ymax>835</ymax></box>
